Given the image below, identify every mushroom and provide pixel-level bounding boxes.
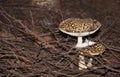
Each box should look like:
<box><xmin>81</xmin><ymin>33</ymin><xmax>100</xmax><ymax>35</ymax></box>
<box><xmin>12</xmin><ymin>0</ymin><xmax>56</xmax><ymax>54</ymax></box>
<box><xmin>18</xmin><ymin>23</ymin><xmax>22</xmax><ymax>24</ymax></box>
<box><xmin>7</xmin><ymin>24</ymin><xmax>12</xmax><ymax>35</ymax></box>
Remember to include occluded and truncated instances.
<box><xmin>59</xmin><ymin>18</ymin><xmax>102</xmax><ymax>70</ymax></box>
<box><xmin>79</xmin><ymin>43</ymin><xmax>105</xmax><ymax>70</ymax></box>
<box><xmin>59</xmin><ymin>18</ymin><xmax>101</xmax><ymax>48</ymax></box>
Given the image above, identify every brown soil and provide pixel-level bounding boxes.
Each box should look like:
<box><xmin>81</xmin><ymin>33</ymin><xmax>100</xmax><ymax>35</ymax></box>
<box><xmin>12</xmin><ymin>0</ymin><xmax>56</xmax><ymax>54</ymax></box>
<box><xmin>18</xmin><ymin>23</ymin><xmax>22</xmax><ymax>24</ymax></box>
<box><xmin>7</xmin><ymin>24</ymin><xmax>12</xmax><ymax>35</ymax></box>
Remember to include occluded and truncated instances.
<box><xmin>0</xmin><ymin>0</ymin><xmax>120</xmax><ymax>77</ymax></box>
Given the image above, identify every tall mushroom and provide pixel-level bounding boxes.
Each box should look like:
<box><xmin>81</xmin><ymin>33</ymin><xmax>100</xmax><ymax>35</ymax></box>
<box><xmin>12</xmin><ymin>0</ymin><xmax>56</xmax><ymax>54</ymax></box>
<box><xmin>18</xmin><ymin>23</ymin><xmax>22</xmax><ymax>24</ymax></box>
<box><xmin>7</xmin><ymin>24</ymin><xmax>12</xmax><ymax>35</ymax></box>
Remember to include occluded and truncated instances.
<box><xmin>59</xmin><ymin>18</ymin><xmax>102</xmax><ymax>70</ymax></box>
<box><xmin>59</xmin><ymin>18</ymin><xmax>101</xmax><ymax>48</ymax></box>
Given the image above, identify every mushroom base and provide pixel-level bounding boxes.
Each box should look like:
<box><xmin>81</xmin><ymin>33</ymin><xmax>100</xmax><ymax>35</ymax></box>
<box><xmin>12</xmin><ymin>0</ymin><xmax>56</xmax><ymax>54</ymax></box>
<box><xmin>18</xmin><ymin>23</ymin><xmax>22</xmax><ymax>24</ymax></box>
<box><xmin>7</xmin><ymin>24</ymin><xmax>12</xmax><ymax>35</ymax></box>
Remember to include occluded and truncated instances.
<box><xmin>79</xmin><ymin>54</ymin><xmax>93</xmax><ymax>70</ymax></box>
<box><xmin>76</xmin><ymin>38</ymin><xmax>96</xmax><ymax>48</ymax></box>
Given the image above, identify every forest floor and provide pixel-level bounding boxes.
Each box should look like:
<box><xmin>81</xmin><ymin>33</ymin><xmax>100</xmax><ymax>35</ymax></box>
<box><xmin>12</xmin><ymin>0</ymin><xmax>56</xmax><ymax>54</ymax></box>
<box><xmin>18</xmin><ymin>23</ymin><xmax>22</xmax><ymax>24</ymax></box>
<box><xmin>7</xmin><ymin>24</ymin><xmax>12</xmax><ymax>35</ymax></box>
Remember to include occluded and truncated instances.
<box><xmin>0</xmin><ymin>0</ymin><xmax>120</xmax><ymax>77</ymax></box>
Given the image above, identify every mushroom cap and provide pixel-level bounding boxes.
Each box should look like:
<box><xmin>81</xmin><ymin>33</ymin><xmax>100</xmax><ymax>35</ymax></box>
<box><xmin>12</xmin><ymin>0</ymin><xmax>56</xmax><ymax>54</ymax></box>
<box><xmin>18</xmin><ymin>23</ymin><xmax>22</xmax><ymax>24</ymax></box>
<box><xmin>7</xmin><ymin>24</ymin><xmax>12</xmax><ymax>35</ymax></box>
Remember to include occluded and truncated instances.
<box><xmin>59</xmin><ymin>18</ymin><xmax>101</xmax><ymax>36</ymax></box>
<box><xmin>80</xmin><ymin>43</ymin><xmax>105</xmax><ymax>56</ymax></box>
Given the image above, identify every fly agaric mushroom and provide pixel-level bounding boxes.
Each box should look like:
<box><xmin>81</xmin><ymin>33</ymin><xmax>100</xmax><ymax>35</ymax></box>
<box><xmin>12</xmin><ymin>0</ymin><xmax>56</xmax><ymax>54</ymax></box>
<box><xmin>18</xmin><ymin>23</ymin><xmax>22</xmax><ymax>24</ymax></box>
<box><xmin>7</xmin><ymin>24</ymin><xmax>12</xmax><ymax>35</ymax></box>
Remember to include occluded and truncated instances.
<box><xmin>59</xmin><ymin>18</ymin><xmax>101</xmax><ymax>48</ymax></box>
<box><xmin>59</xmin><ymin>18</ymin><xmax>102</xmax><ymax>70</ymax></box>
<box><xmin>79</xmin><ymin>43</ymin><xmax>105</xmax><ymax>70</ymax></box>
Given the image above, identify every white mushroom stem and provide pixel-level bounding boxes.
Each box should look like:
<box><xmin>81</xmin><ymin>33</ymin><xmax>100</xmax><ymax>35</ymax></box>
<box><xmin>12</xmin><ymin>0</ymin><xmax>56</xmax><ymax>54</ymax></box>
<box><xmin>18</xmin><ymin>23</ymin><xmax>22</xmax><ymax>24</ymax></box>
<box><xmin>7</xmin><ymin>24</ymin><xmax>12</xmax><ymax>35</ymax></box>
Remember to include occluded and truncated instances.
<box><xmin>87</xmin><ymin>58</ymin><xmax>93</xmax><ymax>67</ymax></box>
<box><xmin>76</xmin><ymin>36</ymin><xmax>83</xmax><ymax>48</ymax></box>
<box><xmin>79</xmin><ymin>56</ymin><xmax>93</xmax><ymax>70</ymax></box>
<box><xmin>79</xmin><ymin>54</ymin><xmax>87</xmax><ymax>70</ymax></box>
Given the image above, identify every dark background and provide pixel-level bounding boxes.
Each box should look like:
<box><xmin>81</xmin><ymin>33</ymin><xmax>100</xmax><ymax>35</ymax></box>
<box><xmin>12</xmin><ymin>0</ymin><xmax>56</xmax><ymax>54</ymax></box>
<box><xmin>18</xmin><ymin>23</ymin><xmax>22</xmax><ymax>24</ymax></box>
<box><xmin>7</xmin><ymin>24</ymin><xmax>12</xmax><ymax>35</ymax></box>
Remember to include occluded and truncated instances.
<box><xmin>0</xmin><ymin>0</ymin><xmax>120</xmax><ymax>77</ymax></box>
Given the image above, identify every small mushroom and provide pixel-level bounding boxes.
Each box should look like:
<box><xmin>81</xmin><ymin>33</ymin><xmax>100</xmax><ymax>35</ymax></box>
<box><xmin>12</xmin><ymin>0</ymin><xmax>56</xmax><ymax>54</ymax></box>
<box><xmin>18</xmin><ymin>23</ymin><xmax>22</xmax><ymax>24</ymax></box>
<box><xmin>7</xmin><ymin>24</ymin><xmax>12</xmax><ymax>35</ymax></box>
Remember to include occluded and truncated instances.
<box><xmin>59</xmin><ymin>18</ymin><xmax>101</xmax><ymax>48</ymax></box>
<box><xmin>79</xmin><ymin>43</ymin><xmax>105</xmax><ymax>70</ymax></box>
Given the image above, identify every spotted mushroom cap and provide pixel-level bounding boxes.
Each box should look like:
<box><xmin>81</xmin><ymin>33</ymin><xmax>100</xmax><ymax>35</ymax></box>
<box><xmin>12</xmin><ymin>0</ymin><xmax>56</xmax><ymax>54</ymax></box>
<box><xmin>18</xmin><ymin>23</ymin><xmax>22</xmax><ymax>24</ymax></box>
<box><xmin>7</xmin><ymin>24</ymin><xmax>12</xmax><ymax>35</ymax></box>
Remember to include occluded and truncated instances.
<box><xmin>81</xmin><ymin>43</ymin><xmax>105</xmax><ymax>56</ymax></box>
<box><xmin>59</xmin><ymin>18</ymin><xmax>101</xmax><ymax>33</ymax></box>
